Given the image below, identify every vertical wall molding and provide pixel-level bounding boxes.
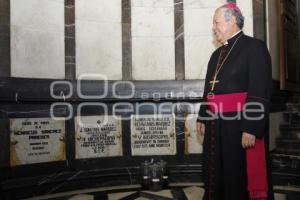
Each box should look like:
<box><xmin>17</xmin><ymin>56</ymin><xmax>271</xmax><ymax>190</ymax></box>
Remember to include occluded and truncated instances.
<box><xmin>122</xmin><ymin>0</ymin><xmax>132</xmax><ymax>80</ymax></box>
<box><xmin>0</xmin><ymin>0</ymin><xmax>10</xmax><ymax>77</ymax></box>
<box><xmin>65</xmin><ymin>0</ymin><xmax>76</xmax><ymax>80</ymax></box>
<box><xmin>174</xmin><ymin>0</ymin><xmax>185</xmax><ymax>80</ymax></box>
<box><xmin>253</xmin><ymin>0</ymin><xmax>266</xmax><ymax>41</ymax></box>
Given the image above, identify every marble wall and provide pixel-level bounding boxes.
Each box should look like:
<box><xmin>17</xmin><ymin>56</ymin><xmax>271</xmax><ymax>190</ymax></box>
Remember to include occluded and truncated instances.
<box><xmin>236</xmin><ymin>0</ymin><xmax>254</xmax><ymax>37</ymax></box>
<box><xmin>184</xmin><ymin>0</ymin><xmax>254</xmax><ymax>79</ymax></box>
<box><xmin>8</xmin><ymin>0</ymin><xmax>256</xmax><ymax>81</ymax></box>
<box><xmin>75</xmin><ymin>0</ymin><xmax>122</xmax><ymax>80</ymax></box>
<box><xmin>131</xmin><ymin>0</ymin><xmax>175</xmax><ymax>80</ymax></box>
<box><xmin>10</xmin><ymin>0</ymin><xmax>65</xmax><ymax>79</ymax></box>
<box><xmin>184</xmin><ymin>0</ymin><xmax>226</xmax><ymax>80</ymax></box>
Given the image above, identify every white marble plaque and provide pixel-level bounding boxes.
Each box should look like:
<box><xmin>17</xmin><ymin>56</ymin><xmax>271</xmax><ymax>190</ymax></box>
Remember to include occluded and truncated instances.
<box><xmin>76</xmin><ymin>0</ymin><xmax>122</xmax><ymax>80</ymax></box>
<box><xmin>131</xmin><ymin>0</ymin><xmax>175</xmax><ymax>80</ymax></box>
<box><xmin>131</xmin><ymin>114</ymin><xmax>176</xmax><ymax>156</ymax></box>
<box><xmin>10</xmin><ymin>118</ymin><xmax>66</xmax><ymax>166</ymax></box>
<box><xmin>236</xmin><ymin>0</ymin><xmax>253</xmax><ymax>36</ymax></box>
<box><xmin>185</xmin><ymin>114</ymin><xmax>203</xmax><ymax>154</ymax></box>
<box><xmin>184</xmin><ymin>0</ymin><xmax>226</xmax><ymax>80</ymax></box>
<box><xmin>11</xmin><ymin>0</ymin><xmax>65</xmax><ymax>79</ymax></box>
<box><xmin>75</xmin><ymin>116</ymin><xmax>123</xmax><ymax>159</ymax></box>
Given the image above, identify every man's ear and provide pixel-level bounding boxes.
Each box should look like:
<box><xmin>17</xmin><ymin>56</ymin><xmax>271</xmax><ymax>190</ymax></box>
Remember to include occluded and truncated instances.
<box><xmin>231</xmin><ymin>15</ymin><xmax>237</xmax><ymax>25</ymax></box>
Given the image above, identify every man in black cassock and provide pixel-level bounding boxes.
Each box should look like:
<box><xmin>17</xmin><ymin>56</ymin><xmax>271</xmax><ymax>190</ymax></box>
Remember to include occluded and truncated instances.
<box><xmin>196</xmin><ymin>3</ymin><xmax>273</xmax><ymax>200</ymax></box>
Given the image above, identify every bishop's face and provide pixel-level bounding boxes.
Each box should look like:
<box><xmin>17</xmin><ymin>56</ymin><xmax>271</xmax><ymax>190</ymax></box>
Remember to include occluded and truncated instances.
<box><xmin>212</xmin><ymin>9</ymin><xmax>234</xmax><ymax>44</ymax></box>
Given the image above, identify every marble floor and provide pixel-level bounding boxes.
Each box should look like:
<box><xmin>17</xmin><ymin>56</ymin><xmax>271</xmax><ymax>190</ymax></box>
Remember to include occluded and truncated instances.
<box><xmin>106</xmin><ymin>186</ymin><xmax>298</xmax><ymax>200</ymax></box>
<box><xmin>27</xmin><ymin>184</ymin><xmax>300</xmax><ymax>200</ymax></box>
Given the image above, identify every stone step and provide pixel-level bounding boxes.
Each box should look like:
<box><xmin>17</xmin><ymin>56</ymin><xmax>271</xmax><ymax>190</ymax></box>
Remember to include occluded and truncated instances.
<box><xmin>272</xmin><ymin>172</ymin><xmax>300</xmax><ymax>189</ymax></box>
<box><xmin>282</xmin><ymin>113</ymin><xmax>300</xmax><ymax>124</ymax></box>
<box><xmin>274</xmin><ymin>139</ymin><xmax>300</xmax><ymax>155</ymax></box>
<box><xmin>276</xmin><ymin>139</ymin><xmax>300</xmax><ymax>146</ymax></box>
<box><xmin>280</xmin><ymin>124</ymin><xmax>300</xmax><ymax>129</ymax></box>
<box><xmin>279</xmin><ymin>126</ymin><xmax>300</xmax><ymax>139</ymax></box>
<box><xmin>286</xmin><ymin>103</ymin><xmax>300</xmax><ymax>112</ymax></box>
<box><xmin>271</xmin><ymin>153</ymin><xmax>300</xmax><ymax>173</ymax></box>
<box><xmin>273</xmin><ymin>148</ymin><xmax>300</xmax><ymax>155</ymax></box>
<box><xmin>291</xmin><ymin>93</ymin><xmax>300</xmax><ymax>104</ymax></box>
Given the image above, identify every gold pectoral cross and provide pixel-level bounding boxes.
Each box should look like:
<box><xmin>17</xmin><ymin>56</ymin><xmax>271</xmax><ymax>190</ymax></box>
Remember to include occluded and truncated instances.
<box><xmin>209</xmin><ymin>76</ymin><xmax>219</xmax><ymax>91</ymax></box>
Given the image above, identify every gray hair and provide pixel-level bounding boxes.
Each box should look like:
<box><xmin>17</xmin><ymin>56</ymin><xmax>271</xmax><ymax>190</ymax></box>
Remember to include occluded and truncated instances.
<box><xmin>221</xmin><ymin>6</ymin><xmax>245</xmax><ymax>29</ymax></box>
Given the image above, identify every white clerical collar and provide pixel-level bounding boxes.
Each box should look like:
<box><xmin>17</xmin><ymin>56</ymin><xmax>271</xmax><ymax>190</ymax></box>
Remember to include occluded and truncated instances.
<box><xmin>224</xmin><ymin>30</ymin><xmax>242</xmax><ymax>45</ymax></box>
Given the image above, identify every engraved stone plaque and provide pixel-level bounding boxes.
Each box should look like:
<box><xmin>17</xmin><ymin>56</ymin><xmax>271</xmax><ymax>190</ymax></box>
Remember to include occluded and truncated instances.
<box><xmin>131</xmin><ymin>114</ymin><xmax>176</xmax><ymax>156</ymax></box>
<box><xmin>185</xmin><ymin>114</ymin><xmax>203</xmax><ymax>154</ymax></box>
<box><xmin>75</xmin><ymin>116</ymin><xmax>123</xmax><ymax>159</ymax></box>
<box><xmin>10</xmin><ymin>118</ymin><xmax>66</xmax><ymax>166</ymax></box>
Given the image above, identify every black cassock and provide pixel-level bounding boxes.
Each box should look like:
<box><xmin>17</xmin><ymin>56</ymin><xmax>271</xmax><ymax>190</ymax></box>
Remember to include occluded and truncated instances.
<box><xmin>198</xmin><ymin>31</ymin><xmax>274</xmax><ymax>200</ymax></box>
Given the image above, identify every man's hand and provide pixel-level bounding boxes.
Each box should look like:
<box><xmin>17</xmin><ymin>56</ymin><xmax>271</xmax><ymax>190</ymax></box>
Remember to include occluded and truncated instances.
<box><xmin>196</xmin><ymin>122</ymin><xmax>205</xmax><ymax>136</ymax></box>
<box><xmin>241</xmin><ymin>132</ymin><xmax>256</xmax><ymax>149</ymax></box>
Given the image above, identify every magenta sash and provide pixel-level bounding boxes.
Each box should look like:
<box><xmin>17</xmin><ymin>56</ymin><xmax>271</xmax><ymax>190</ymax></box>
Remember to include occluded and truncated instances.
<box><xmin>207</xmin><ymin>92</ymin><xmax>268</xmax><ymax>200</ymax></box>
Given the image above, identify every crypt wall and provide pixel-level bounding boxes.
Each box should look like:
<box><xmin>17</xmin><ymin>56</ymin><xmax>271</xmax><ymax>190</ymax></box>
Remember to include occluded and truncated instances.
<box><xmin>0</xmin><ymin>0</ymin><xmax>287</xmax><ymax>199</ymax></box>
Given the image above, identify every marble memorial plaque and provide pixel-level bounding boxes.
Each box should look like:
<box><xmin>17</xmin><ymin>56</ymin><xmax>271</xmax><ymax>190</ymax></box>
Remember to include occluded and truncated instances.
<box><xmin>131</xmin><ymin>114</ymin><xmax>176</xmax><ymax>156</ymax></box>
<box><xmin>184</xmin><ymin>0</ymin><xmax>226</xmax><ymax>80</ymax></box>
<box><xmin>10</xmin><ymin>118</ymin><xmax>66</xmax><ymax>166</ymax></box>
<box><xmin>76</xmin><ymin>0</ymin><xmax>122</xmax><ymax>80</ymax></box>
<box><xmin>131</xmin><ymin>0</ymin><xmax>175</xmax><ymax>80</ymax></box>
<box><xmin>11</xmin><ymin>0</ymin><xmax>65</xmax><ymax>79</ymax></box>
<box><xmin>75</xmin><ymin>116</ymin><xmax>123</xmax><ymax>159</ymax></box>
<box><xmin>185</xmin><ymin>114</ymin><xmax>203</xmax><ymax>154</ymax></box>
